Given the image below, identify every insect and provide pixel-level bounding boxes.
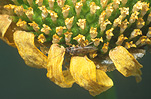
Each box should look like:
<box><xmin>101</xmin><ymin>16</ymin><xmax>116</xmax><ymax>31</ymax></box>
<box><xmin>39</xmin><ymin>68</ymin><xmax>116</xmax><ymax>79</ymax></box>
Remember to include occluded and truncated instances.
<box><xmin>38</xmin><ymin>40</ymin><xmax>98</xmax><ymax>58</ymax></box>
<box><xmin>66</xmin><ymin>45</ymin><xmax>98</xmax><ymax>56</ymax></box>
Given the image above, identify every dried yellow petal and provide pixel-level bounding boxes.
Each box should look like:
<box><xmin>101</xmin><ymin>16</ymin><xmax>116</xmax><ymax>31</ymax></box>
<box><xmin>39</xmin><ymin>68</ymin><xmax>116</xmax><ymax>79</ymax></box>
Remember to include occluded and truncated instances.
<box><xmin>13</xmin><ymin>31</ymin><xmax>47</xmax><ymax>68</ymax></box>
<box><xmin>0</xmin><ymin>15</ymin><xmax>12</xmax><ymax>37</ymax></box>
<box><xmin>70</xmin><ymin>56</ymin><xmax>113</xmax><ymax>96</ymax></box>
<box><xmin>89</xmin><ymin>70</ymin><xmax>114</xmax><ymax>96</ymax></box>
<box><xmin>109</xmin><ymin>46</ymin><xmax>143</xmax><ymax>83</ymax></box>
<box><xmin>0</xmin><ymin>15</ymin><xmax>16</xmax><ymax>47</ymax></box>
<box><xmin>46</xmin><ymin>44</ymin><xmax>75</xmax><ymax>88</ymax></box>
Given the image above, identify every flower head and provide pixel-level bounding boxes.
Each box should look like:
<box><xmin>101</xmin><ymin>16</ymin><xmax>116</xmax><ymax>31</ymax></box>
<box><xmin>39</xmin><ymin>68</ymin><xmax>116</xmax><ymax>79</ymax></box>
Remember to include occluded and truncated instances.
<box><xmin>1</xmin><ymin>0</ymin><xmax>151</xmax><ymax>96</ymax></box>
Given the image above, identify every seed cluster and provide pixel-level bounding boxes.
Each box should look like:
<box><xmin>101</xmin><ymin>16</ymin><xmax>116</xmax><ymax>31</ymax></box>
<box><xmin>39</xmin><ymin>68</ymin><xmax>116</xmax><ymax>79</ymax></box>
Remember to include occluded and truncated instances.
<box><xmin>4</xmin><ymin>0</ymin><xmax>151</xmax><ymax>57</ymax></box>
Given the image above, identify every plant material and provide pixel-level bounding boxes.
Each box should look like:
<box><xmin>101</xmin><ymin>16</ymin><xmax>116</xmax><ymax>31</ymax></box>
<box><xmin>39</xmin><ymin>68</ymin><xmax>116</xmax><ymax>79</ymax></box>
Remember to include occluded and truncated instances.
<box><xmin>0</xmin><ymin>0</ymin><xmax>151</xmax><ymax>96</ymax></box>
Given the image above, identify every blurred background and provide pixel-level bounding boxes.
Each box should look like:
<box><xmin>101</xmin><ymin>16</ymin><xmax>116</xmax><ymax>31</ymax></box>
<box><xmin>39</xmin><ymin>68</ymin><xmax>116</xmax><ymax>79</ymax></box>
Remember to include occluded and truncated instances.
<box><xmin>0</xmin><ymin>39</ymin><xmax>151</xmax><ymax>99</ymax></box>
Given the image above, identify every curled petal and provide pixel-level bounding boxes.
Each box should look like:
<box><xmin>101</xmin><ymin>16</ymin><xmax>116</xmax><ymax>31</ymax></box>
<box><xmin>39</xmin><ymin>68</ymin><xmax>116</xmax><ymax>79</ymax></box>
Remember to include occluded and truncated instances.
<box><xmin>109</xmin><ymin>46</ymin><xmax>143</xmax><ymax>83</ymax></box>
<box><xmin>70</xmin><ymin>56</ymin><xmax>113</xmax><ymax>96</ymax></box>
<box><xmin>0</xmin><ymin>15</ymin><xmax>15</xmax><ymax>47</ymax></box>
<box><xmin>0</xmin><ymin>15</ymin><xmax>11</xmax><ymax>37</ymax></box>
<box><xmin>46</xmin><ymin>44</ymin><xmax>75</xmax><ymax>88</ymax></box>
<box><xmin>89</xmin><ymin>70</ymin><xmax>114</xmax><ymax>96</ymax></box>
<box><xmin>13</xmin><ymin>31</ymin><xmax>47</xmax><ymax>68</ymax></box>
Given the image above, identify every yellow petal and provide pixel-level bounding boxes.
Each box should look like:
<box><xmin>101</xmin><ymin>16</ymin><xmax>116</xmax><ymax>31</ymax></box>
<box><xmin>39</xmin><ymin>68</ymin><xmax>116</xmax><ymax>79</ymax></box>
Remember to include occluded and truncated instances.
<box><xmin>0</xmin><ymin>14</ymin><xmax>16</xmax><ymax>47</ymax></box>
<box><xmin>0</xmin><ymin>15</ymin><xmax>12</xmax><ymax>37</ymax></box>
<box><xmin>70</xmin><ymin>56</ymin><xmax>113</xmax><ymax>96</ymax></box>
<box><xmin>13</xmin><ymin>31</ymin><xmax>47</xmax><ymax>68</ymax></box>
<box><xmin>46</xmin><ymin>44</ymin><xmax>75</xmax><ymax>88</ymax></box>
<box><xmin>89</xmin><ymin>69</ymin><xmax>114</xmax><ymax>96</ymax></box>
<box><xmin>109</xmin><ymin>46</ymin><xmax>143</xmax><ymax>83</ymax></box>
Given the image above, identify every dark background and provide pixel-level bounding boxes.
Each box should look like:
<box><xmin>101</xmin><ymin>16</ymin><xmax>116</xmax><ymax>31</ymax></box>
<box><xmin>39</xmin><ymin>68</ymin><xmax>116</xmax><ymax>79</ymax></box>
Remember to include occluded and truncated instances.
<box><xmin>0</xmin><ymin>39</ymin><xmax>151</xmax><ymax>99</ymax></box>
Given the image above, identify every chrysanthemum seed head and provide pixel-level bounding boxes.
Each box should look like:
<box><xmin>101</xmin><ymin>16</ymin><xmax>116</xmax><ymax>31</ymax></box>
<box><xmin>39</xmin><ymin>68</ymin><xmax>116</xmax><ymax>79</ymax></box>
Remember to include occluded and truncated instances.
<box><xmin>2</xmin><ymin>0</ymin><xmax>151</xmax><ymax>96</ymax></box>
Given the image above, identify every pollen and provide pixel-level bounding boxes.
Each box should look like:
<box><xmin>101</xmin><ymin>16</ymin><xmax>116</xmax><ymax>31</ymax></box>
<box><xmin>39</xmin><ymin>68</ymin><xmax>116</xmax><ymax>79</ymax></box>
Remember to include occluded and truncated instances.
<box><xmin>38</xmin><ymin>6</ymin><xmax>49</xmax><ymax>19</ymax></box>
<box><xmin>113</xmin><ymin>0</ymin><xmax>121</xmax><ymax>10</ymax></box>
<box><xmin>64</xmin><ymin>31</ymin><xmax>73</xmax><ymax>44</ymax></box>
<box><xmin>57</xmin><ymin>0</ymin><xmax>66</xmax><ymax>8</ymax></box>
<box><xmin>119</xmin><ymin>7</ymin><xmax>129</xmax><ymax>18</ymax></box>
<box><xmin>102</xmin><ymin>42</ymin><xmax>109</xmax><ymax>53</ymax></box>
<box><xmin>100</xmin><ymin>19</ymin><xmax>112</xmax><ymax>32</ymax></box>
<box><xmin>106</xmin><ymin>3</ymin><xmax>114</xmax><ymax>18</ymax></box>
<box><xmin>89</xmin><ymin>52</ymin><xmax>97</xmax><ymax>58</ymax></box>
<box><xmin>132</xmin><ymin>1</ymin><xmax>142</xmax><ymax>12</ymax></box>
<box><xmin>113</xmin><ymin>15</ymin><xmax>123</xmax><ymax>27</ymax></box>
<box><xmin>90</xmin><ymin>2</ymin><xmax>100</xmax><ymax>15</ymax></box>
<box><xmin>137</xmin><ymin>18</ymin><xmax>145</xmax><ymax>29</ymax></box>
<box><xmin>75</xmin><ymin>1</ymin><xmax>83</xmax><ymax>16</ymax></box>
<box><xmin>48</xmin><ymin>10</ymin><xmax>58</xmax><ymax>23</ymax></box>
<box><xmin>119</xmin><ymin>19</ymin><xmax>129</xmax><ymax>34</ymax></box>
<box><xmin>16</xmin><ymin>19</ymin><xmax>28</xmax><ymax>30</ymax></box>
<box><xmin>4</xmin><ymin>4</ymin><xmax>16</xmax><ymax>10</ymax></box>
<box><xmin>125</xmin><ymin>41</ymin><xmax>136</xmax><ymax>49</ymax></box>
<box><xmin>116</xmin><ymin>34</ymin><xmax>128</xmax><ymax>46</ymax></box>
<box><xmin>65</xmin><ymin>16</ymin><xmax>74</xmax><ymax>30</ymax></box>
<box><xmin>106</xmin><ymin>28</ymin><xmax>114</xmax><ymax>41</ymax></box>
<box><xmin>141</xmin><ymin>2</ymin><xmax>149</xmax><ymax>17</ymax></box>
<box><xmin>73</xmin><ymin>34</ymin><xmax>85</xmax><ymax>45</ymax></box>
<box><xmin>28</xmin><ymin>21</ymin><xmax>40</xmax><ymax>32</ymax></box>
<box><xmin>56</xmin><ymin>26</ymin><xmax>66</xmax><ymax>36</ymax></box>
<box><xmin>14</xmin><ymin>5</ymin><xmax>24</xmax><ymax>16</ymax></box>
<box><xmin>41</xmin><ymin>24</ymin><xmax>52</xmax><ymax>35</ymax></box>
<box><xmin>4</xmin><ymin>4</ymin><xmax>16</xmax><ymax>15</ymax></box>
<box><xmin>136</xmin><ymin>36</ymin><xmax>151</xmax><ymax>46</ymax></box>
<box><xmin>130</xmin><ymin>29</ymin><xmax>142</xmax><ymax>39</ymax></box>
<box><xmin>99</xmin><ymin>11</ymin><xmax>106</xmax><ymax>24</ymax></box>
<box><xmin>90</xmin><ymin>27</ymin><xmax>98</xmax><ymax>39</ymax></box>
<box><xmin>62</xmin><ymin>5</ymin><xmax>70</xmax><ymax>18</ymax></box>
<box><xmin>25</xmin><ymin>7</ymin><xmax>34</xmax><ymax>21</ymax></box>
<box><xmin>77</xmin><ymin>19</ymin><xmax>86</xmax><ymax>30</ymax></box>
<box><xmin>48</xmin><ymin>0</ymin><xmax>55</xmax><ymax>9</ymax></box>
<box><xmin>100</xmin><ymin>0</ymin><xmax>108</xmax><ymax>9</ymax></box>
<box><xmin>38</xmin><ymin>33</ymin><xmax>46</xmax><ymax>43</ymax></box>
<box><xmin>129</xmin><ymin>11</ymin><xmax>139</xmax><ymax>24</ymax></box>
<box><xmin>82</xmin><ymin>39</ymin><xmax>89</xmax><ymax>47</ymax></box>
<box><xmin>147</xmin><ymin>27</ymin><xmax>151</xmax><ymax>37</ymax></box>
<box><xmin>35</xmin><ymin>0</ymin><xmax>43</xmax><ymax>7</ymax></box>
<box><xmin>91</xmin><ymin>37</ymin><xmax>103</xmax><ymax>46</ymax></box>
<box><xmin>52</xmin><ymin>34</ymin><xmax>62</xmax><ymax>44</ymax></box>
